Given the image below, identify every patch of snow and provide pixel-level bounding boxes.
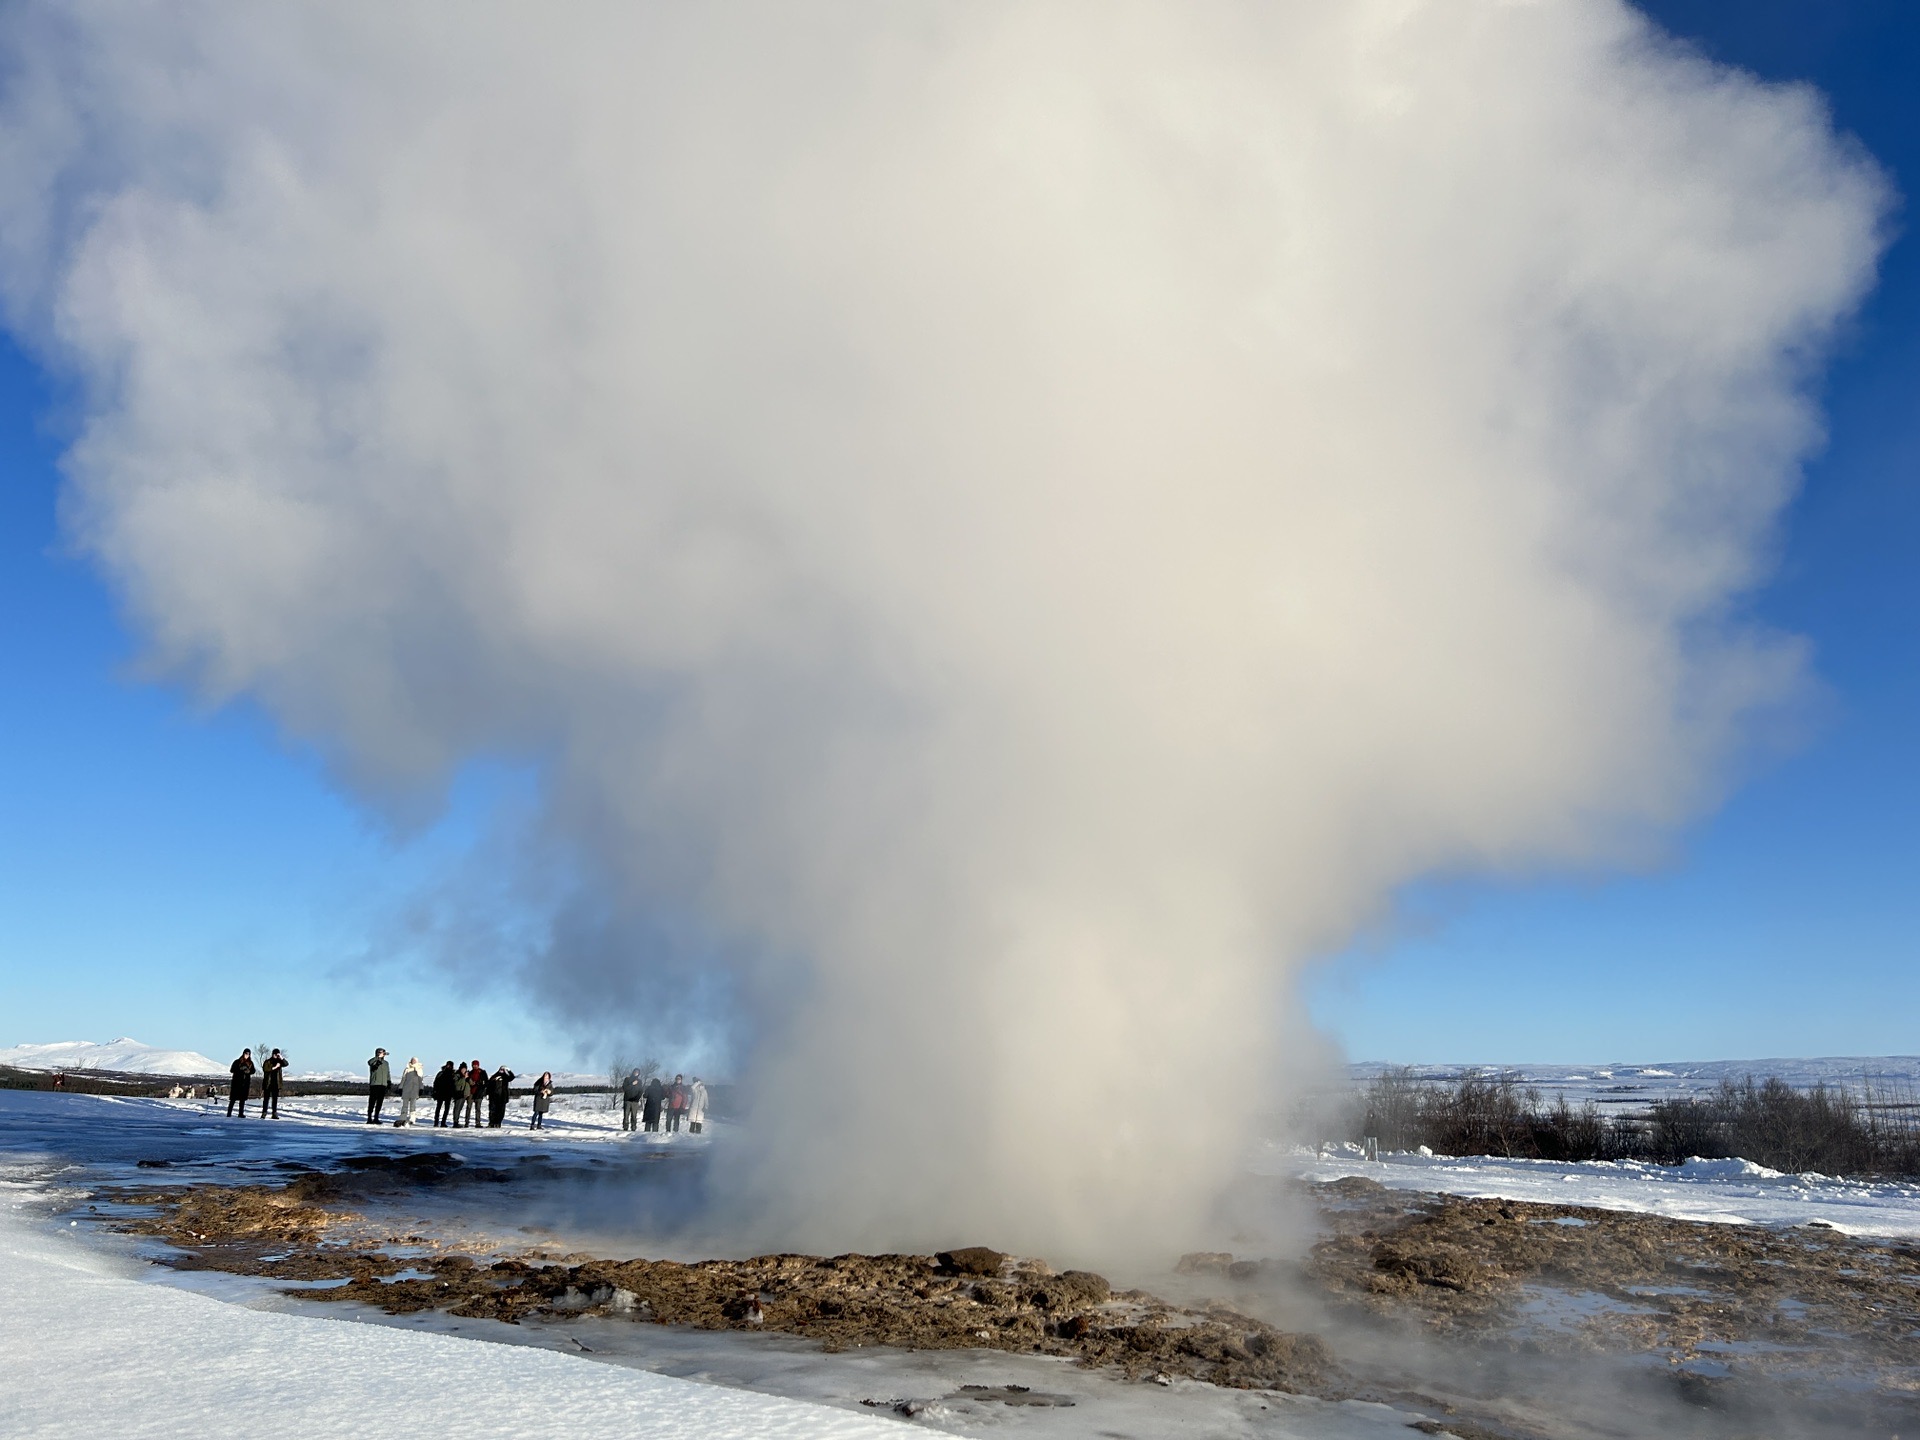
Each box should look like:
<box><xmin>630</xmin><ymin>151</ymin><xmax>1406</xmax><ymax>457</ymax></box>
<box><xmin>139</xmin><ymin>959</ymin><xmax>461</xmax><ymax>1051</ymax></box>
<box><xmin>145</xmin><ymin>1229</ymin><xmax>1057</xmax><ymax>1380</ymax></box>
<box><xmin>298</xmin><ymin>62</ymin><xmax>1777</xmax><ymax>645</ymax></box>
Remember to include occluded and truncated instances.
<box><xmin>0</xmin><ymin>1038</ymin><xmax>222</xmax><ymax>1076</ymax></box>
<box><xmin>1675</xmin><ymin>1156</ymin><xmax>1784</xmax><ymax>1182</ymax></box>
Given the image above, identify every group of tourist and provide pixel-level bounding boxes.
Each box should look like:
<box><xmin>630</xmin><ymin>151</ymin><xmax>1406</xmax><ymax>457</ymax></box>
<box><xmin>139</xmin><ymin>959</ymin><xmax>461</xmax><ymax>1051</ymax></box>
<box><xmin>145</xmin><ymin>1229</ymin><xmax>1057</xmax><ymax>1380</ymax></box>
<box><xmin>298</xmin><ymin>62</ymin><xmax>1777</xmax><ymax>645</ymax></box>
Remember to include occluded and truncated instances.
<box><xmin>420</xmin><ymin>1058</ymin><xmax>554</xmax><ymax>1129</ymax></box>
<box><xmin>617</xmin><ymin>1070</ymin><xmax>708</xmax><ymax>1134</ymax></box>
<box><xmin>221</xmin><ymin>1047</ymin><xmax>554</xmax><ymax>1129</ymax></box>
<box><xmin>223</xmin><ymin>1049</ymin><xmax>709</xmax><ymax>1136</ymax></box>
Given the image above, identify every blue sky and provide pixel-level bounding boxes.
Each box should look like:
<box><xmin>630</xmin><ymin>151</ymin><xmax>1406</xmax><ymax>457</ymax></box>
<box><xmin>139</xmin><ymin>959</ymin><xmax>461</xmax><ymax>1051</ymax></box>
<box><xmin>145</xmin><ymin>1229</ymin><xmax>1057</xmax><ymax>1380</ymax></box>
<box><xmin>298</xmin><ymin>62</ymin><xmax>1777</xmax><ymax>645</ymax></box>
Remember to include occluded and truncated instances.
<box><xmin>0</xmin><ymin>337</ymin><xmax>572</xmax><ymax>1073</ymax></box>
<box><xmin>1314</xmin><ymin>0</ymin><xmax>1920</xmax><ymax>1062</ymax></box>
<box><xmin>2</xmin><ymin>2</ymin><xmax>1916</xmax><ymax>1073</ymax></box>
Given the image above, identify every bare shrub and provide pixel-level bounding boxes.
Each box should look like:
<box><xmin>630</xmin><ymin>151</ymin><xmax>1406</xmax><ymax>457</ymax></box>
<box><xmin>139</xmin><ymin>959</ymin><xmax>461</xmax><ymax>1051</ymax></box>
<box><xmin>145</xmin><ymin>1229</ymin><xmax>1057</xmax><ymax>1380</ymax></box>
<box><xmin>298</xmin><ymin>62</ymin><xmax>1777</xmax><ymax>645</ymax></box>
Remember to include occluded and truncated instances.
<box><xmin>1346</xmin><ymin>1069</ymin><xmax>1920</xmax><ymax>1178</ymax></box>
<box><xmin>1648</xmin><ymin>1077</ymin><xmax>1919</xmax><ymax>1176</ymax></box>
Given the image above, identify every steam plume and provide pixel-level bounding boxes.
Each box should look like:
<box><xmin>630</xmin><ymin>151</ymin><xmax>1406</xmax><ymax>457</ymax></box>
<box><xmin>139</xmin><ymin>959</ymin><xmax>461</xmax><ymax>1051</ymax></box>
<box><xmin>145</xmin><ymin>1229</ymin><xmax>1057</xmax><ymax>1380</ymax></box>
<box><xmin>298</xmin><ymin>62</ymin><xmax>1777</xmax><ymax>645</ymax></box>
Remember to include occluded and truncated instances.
<box><xmin>0</xmin><ymin>2</ymin><xmax>1884</xmax><ymax>1256</ymax></box>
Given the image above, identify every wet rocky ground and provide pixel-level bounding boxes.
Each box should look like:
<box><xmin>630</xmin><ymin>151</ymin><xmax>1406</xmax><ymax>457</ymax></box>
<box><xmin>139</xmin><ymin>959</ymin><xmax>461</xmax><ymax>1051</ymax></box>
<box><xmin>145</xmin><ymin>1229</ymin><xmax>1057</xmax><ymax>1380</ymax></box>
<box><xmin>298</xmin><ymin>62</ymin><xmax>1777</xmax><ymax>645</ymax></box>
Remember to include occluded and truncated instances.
<box><xmin>1283</xmin><ymin>1175</ymin><xmax>1920</xmax><ymax>1436</ymax></box>
<box><xmin>111</xmin><ymin>1152</ymin><xmax>1334</xmax><ymax>1395</ymax></box>
<box><xmin>95</xmin><ymin>1155</ymin><xmax>1920</xmax><ymax>1437</ymax></box>
<box><xmin>1300</xmin><ymin>1175</ymin><xmax>1920</xmax><ymax>1379</ymax></box>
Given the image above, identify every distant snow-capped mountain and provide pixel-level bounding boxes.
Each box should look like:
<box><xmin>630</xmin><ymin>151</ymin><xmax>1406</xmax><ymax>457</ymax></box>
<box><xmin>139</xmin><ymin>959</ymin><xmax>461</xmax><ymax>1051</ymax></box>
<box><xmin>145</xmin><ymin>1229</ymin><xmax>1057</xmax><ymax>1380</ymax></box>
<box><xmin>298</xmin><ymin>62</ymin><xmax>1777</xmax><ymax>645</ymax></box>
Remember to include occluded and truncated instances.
<box><xmin>0</xmin><ymin>1038</ymin><xmax>223</xmax><ymax>1076</ymax></box>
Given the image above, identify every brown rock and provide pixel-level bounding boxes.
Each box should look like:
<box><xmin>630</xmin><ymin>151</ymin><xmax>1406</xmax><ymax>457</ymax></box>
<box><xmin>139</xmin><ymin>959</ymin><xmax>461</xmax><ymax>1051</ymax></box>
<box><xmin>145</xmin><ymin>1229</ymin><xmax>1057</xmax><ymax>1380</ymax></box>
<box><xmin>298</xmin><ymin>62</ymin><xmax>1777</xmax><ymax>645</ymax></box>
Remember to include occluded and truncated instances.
<box><xmin>937</xmin><ymin>1246</ymin><xmax>1006</xmax><ymax>1276</ymax></box>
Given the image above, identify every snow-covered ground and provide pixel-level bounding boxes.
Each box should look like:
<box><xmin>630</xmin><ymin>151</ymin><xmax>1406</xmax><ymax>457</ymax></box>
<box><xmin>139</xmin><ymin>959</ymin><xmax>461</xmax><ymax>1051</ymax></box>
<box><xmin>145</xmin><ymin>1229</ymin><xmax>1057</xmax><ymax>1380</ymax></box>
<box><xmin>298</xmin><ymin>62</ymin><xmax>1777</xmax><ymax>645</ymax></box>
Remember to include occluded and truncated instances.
<box><xmin>0</xmin><ymin>1037</ymin><xmax>221</xmax><ymax>1076</ymax></box>
<box><xmin>1280</xmin><ymin>1143</ymin><xmax>1920</xmax><ymax>1238</ymax></box>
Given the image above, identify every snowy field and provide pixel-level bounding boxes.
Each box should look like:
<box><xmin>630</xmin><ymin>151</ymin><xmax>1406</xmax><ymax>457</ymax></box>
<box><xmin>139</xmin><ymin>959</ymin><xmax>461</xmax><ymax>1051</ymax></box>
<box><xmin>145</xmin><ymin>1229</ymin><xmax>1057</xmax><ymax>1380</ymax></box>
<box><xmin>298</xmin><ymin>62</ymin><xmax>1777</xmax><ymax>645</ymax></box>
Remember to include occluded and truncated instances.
<box><xmin>1278</xmin><ymin>1144</ymin><xmax>1920</xmax><ymax>1238</ymax></box>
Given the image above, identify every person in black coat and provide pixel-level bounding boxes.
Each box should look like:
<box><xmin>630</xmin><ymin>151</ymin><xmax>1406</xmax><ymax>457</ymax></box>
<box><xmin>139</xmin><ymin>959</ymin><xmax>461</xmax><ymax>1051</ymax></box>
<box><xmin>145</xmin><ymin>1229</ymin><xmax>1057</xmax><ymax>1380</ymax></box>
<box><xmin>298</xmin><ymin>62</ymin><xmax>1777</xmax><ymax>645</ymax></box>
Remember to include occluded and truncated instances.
<box><xmin>642</xmin><ymin>1074</ymin><xmax>665</xmax><ymax>1132</ymax></box>
<box><xmin>259</xmin><ymin>1048</ymin><xmax>287</xmax><ymax>1119</ymax></box>
<box><xmin>227</xmin><ymin>1049</ymin><xmax>256</xmax><ymax>1118</ymax></box>
<box><xmin>619</xmin><ymin>1069</ymin><xmax>645</xmax><ymax>1132</ymax></box>
<box><xmin>431</xmin><ymin>1061</ymin><xmax>457</xmax><ymax>1127</ymax></box>
<box><xmin>485</xmin><ymin>1065</ymin><xmax>516</xmax><ymax>1128</ymax></box>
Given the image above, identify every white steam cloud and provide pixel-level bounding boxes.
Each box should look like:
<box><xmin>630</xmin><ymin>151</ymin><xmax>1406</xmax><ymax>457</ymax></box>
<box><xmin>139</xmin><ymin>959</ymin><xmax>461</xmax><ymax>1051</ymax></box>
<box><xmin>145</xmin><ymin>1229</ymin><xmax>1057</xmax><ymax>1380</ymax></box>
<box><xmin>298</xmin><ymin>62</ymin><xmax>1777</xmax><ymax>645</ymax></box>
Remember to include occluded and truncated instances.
<box><xmin>0</xmin><ymin>3</ymin><xmax>1884</xmax><ymax>1256</ymax></box>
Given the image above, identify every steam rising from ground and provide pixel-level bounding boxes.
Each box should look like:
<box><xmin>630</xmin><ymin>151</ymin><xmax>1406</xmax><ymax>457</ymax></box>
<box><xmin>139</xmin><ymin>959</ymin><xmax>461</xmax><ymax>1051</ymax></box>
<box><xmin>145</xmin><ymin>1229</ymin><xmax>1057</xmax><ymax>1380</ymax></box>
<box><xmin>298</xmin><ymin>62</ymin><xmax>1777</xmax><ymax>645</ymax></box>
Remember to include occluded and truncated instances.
<box><xmin>0</xmin><ymin>3</ymin><xmax>1885</xmax><ymax>1257</ymax></box>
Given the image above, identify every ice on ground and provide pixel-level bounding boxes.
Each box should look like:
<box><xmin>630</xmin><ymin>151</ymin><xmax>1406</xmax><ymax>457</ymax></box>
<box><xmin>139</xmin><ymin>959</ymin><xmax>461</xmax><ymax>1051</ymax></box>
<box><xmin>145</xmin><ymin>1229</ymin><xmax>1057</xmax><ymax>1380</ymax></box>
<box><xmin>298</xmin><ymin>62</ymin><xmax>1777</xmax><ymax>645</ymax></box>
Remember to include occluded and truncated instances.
<box><xmin>1275</xmin><ymin>1145</ymin><xmax>1920</xmax><ymax>1238</ymax></box>
<box><xmin>0</xmin><ymin>1038</ymin><xmax>221</xmax><ymax>1076</ymax></box>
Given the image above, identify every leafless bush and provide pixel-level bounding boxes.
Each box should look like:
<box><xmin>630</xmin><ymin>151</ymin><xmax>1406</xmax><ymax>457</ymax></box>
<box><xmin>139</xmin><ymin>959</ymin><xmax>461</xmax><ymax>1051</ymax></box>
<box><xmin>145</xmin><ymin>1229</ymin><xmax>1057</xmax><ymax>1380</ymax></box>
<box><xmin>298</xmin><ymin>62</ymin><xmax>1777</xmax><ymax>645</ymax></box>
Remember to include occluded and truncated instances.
<box><xmin>1355</xmin><ymin>1069</ymin><xmax>1586</xmax><ymax>1159</ymax></box>
<box><xmin>1345</xmin><ymin>1069</ymin><xmax>1920</xmax><ymax>1178</ymax></box>
<box><xmin>1647</xmin><ymin>1077</ymin><xmax>1920</xmax><ymax>1176</ymax></box>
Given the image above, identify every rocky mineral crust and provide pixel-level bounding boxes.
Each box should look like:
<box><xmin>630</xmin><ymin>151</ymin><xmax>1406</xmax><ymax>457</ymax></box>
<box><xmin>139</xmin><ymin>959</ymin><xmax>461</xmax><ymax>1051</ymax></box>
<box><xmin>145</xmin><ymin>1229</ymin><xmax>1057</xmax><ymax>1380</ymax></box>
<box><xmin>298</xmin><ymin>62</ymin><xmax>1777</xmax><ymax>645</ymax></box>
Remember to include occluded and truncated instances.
<box><xmin>1304</xmin><ymin>1175</ymin><xmax>1920</xmax><ymax>1380</ymax></box>
<box><xmin>119</xmin><ymin>1162</ymin><xmax>1336</xmax><ymax>1395</ymax></box>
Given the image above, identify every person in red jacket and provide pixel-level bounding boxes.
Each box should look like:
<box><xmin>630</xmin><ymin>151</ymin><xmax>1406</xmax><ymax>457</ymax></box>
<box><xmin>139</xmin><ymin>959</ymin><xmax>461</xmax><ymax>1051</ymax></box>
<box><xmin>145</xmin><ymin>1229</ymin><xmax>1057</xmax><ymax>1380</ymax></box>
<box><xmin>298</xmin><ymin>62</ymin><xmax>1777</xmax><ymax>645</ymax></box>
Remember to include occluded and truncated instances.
<box><xmin>666</xmin><ymin>1074</ymin><xmax>688</xmax><ymax>1133</ymax></box>
<box><xmin>462</xmin><ymin>1060</ymin><xmax>485</xmax><ymax>1127</ymax></box>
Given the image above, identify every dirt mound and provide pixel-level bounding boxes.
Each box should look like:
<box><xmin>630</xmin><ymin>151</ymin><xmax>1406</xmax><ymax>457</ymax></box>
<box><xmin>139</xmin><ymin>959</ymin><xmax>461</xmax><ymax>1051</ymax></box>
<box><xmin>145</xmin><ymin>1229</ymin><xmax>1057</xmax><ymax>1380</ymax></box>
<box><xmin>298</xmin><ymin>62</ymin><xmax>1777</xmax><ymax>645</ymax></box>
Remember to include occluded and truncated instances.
<box><xmin>125</xmin><ymin>1184</ymin><xmax>342</xmax><ymax>1248</ymax></box>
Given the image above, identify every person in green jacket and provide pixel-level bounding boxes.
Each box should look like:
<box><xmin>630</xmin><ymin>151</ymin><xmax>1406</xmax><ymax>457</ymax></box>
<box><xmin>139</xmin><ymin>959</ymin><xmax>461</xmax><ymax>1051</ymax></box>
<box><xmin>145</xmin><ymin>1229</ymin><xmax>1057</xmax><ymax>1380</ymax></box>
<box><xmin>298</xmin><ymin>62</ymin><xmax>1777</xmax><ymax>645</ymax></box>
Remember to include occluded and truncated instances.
<box><xmin>366</xmin><ymin>1048</ymin><xmax>392</xmax><ymax>1124</ymax></box>
<box><xmin>451</xmin><ymin>1064</ymin><xmax>472</xmax><ymax>1127</ymax></box>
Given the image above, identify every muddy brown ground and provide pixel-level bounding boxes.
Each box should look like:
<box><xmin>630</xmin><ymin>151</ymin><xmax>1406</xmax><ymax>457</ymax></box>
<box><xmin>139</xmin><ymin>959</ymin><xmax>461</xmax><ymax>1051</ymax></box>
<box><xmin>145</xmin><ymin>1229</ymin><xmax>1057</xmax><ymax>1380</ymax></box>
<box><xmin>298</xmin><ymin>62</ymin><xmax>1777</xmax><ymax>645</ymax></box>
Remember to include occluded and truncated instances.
<box><xmin>1299</xmin><ymin>1174</ymin><xmax>1920</xmax><ymax>1386</ymax></box>
<box><xmin>112</xmin><ymin>1152</ymin><xmax>1334</xmax><ymax>1395</ymax></box>
<box><xmin>101</xmin><ymin>1158</ymin><xmax>1920</xmax><ymax>1436</ymax></box>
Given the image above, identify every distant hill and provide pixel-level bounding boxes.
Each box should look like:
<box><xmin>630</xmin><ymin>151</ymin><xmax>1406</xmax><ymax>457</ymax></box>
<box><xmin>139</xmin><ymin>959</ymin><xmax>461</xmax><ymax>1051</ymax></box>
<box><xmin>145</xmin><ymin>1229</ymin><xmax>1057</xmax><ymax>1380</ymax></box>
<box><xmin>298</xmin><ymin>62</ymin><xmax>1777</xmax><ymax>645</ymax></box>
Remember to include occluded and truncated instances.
<box><xmin>0</xmin><ymin>1038</ymin><xmax>222</xmax><ymax>1077</ymax></box>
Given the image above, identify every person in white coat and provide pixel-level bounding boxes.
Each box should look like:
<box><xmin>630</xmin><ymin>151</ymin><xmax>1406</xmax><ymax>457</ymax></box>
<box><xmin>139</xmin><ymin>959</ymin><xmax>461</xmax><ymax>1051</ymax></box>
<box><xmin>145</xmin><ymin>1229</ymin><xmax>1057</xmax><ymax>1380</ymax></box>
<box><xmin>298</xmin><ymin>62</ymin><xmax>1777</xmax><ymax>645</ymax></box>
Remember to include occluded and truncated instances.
<box><xmin>396</xmin><ymin>1057</ymin><xmax>425</xmax><ymax>1126</ymax></box>
<box><xmin>687</xmin><ymin>1077</ymin><xmax>709</xmax><ymax>1134</ymax></box>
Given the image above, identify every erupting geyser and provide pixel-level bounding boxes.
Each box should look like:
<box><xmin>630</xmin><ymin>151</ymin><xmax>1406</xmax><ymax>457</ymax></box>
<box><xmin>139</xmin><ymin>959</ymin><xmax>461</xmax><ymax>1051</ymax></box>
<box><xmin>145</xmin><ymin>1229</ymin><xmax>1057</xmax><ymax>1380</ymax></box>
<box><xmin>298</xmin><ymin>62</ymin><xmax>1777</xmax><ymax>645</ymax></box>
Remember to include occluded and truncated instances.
<box><xmin>0</xmin><ymin>2</ymin><xmax>1884</xmax><ymax>1257</ymax></box>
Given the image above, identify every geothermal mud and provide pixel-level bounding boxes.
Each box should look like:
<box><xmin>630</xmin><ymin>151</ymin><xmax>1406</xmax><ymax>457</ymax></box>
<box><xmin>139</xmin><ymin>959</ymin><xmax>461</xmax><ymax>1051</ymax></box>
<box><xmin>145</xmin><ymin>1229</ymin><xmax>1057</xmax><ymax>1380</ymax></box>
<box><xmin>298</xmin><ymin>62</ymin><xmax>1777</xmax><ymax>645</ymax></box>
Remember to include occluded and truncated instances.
<box><xmin>114</xmin><ymin>1153</ymin><xmax>1334</xmax><ymax>1395</ymax></box>
<box><xmin>1280</xmin><ymin>1176</ymin><xmax>1920</xmax><ymax>1435</ymax></box>
<box><xmin>1301</xmin><ymin>1175</ymin><xmax>1920</xmax><ymax>1379</ymax></box>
